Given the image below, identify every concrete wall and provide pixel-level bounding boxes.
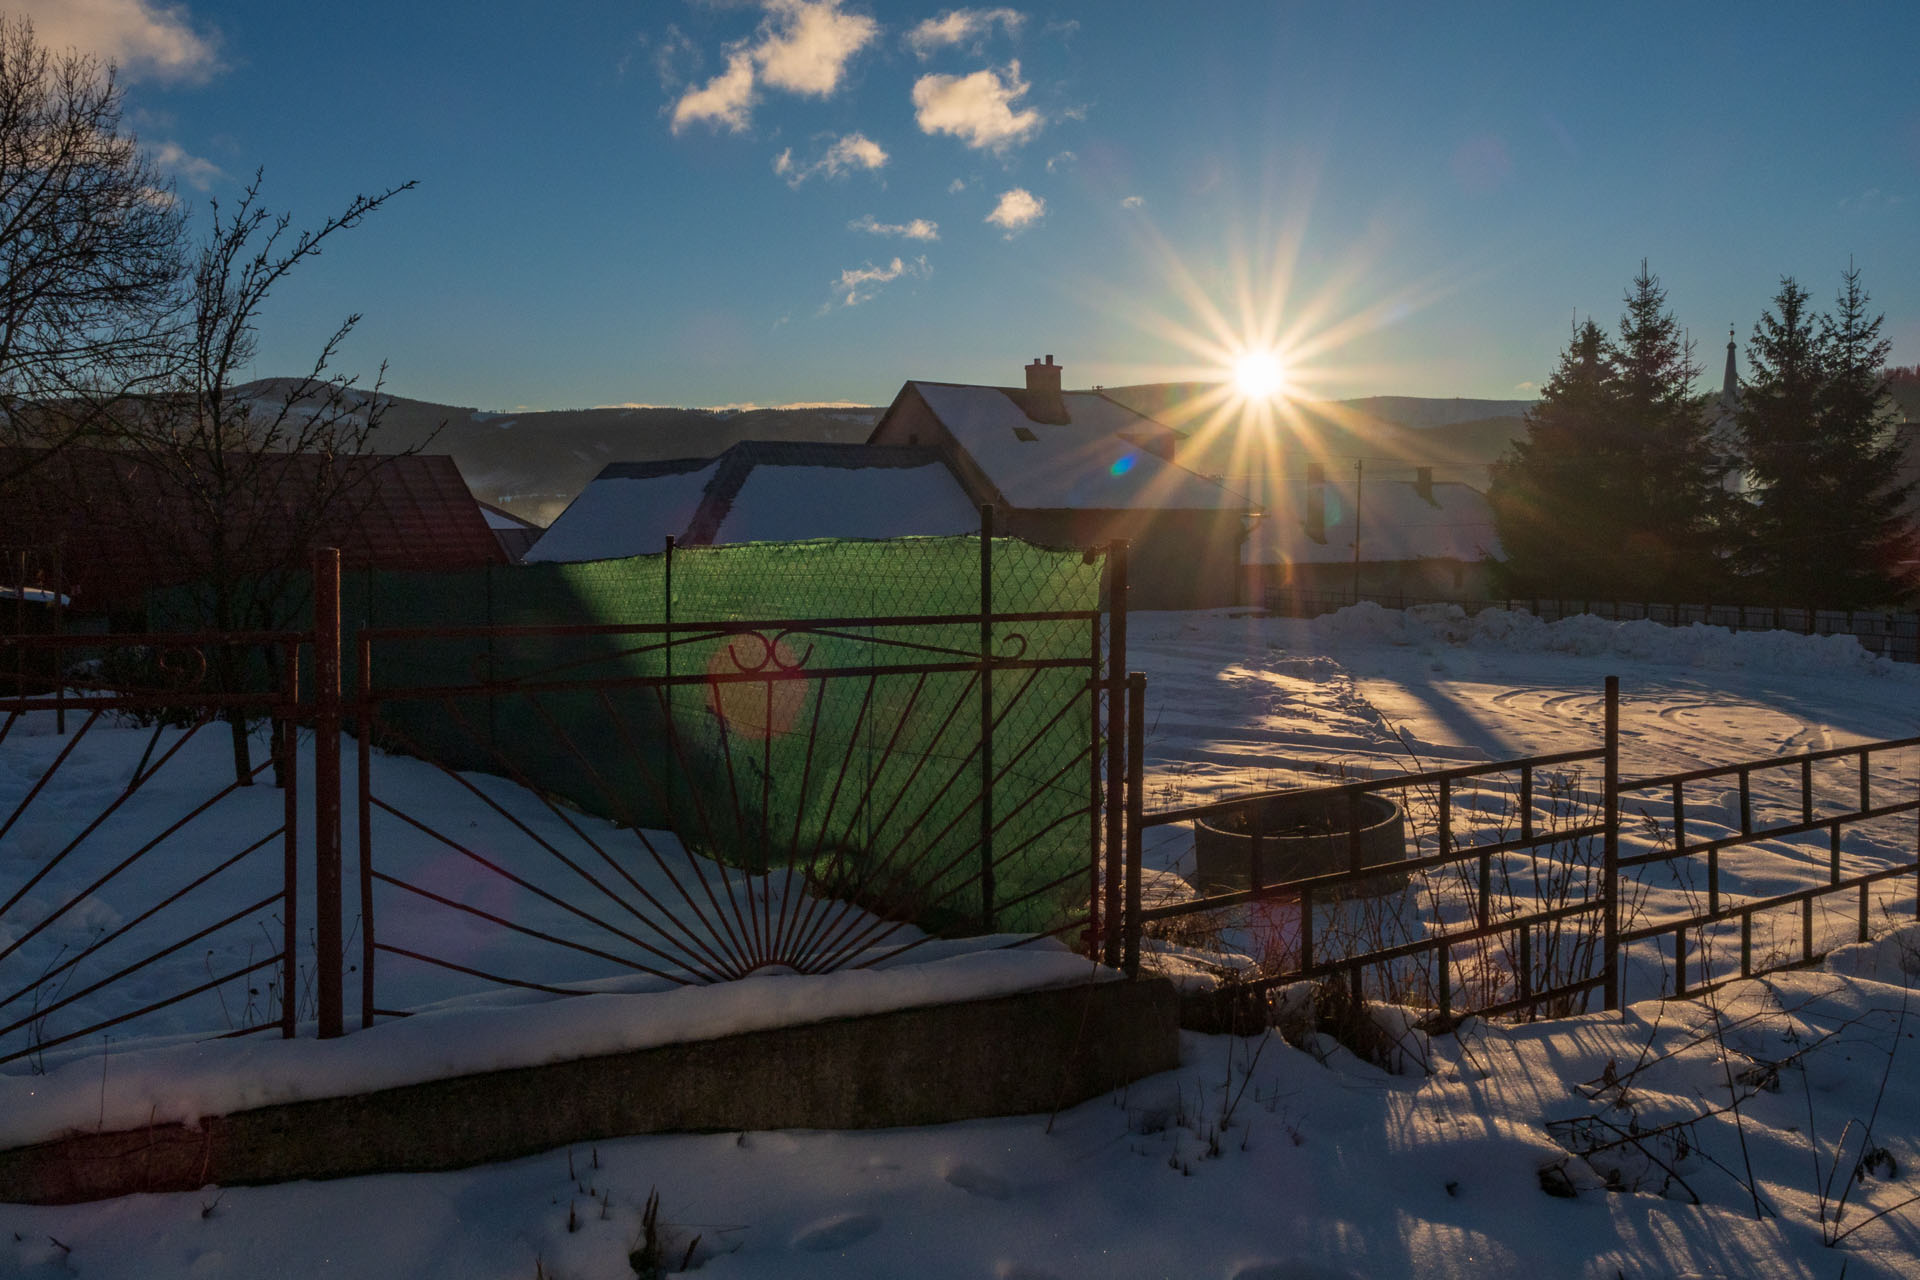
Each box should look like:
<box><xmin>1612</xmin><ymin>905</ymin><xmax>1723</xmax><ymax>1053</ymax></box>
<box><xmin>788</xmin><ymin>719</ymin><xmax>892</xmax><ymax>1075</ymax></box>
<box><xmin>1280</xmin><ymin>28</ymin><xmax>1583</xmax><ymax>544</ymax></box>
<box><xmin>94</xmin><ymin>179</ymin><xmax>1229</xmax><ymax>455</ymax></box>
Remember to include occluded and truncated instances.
<box><xmin>0</xmin><ymin>977</ymin><xmax>1178</xmax><ymax>1206</ymax></box>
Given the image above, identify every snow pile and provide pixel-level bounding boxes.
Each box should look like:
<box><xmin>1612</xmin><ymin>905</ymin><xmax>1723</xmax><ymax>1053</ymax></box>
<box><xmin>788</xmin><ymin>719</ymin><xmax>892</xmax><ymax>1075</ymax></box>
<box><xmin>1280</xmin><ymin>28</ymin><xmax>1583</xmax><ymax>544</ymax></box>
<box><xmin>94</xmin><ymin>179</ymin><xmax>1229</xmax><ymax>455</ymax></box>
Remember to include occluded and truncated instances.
<box><xmin>1311</xmin><ymin>601</ymin><xmax>1917</xmax><ymax>678</ymax></box>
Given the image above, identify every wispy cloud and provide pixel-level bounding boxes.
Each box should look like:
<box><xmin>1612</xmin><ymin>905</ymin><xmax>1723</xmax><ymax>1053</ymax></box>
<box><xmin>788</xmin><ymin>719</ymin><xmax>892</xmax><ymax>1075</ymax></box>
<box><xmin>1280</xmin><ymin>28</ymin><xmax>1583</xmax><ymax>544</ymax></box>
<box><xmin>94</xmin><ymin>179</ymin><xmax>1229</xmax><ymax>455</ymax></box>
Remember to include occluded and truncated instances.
<box><xmin>1120</xmin><ymin>194</ymin><xmax>1144</xmax><ymax>209</ymax></box>
<box><xmin>1838</xmin><ymin>187</ymin><xmax>1905</xmax><ymax>211</ymax></box>
<box><xmin>774</xmin><ymin>131</ymin><xmax>887</xmax><ymax>185</ymax></box>
<box><xmin>19</xmin><ymin>0</ymin><xmax>219</xmax><ymax>83</ymax></box>
<box><xmin>152</xmin><ymin>140</ymin><xmax>221</xmax><ymax>190</ymax></box>
<box><xmin>905</xmin><ymin>7</ymin><xmax>1024</xmax><ymax>59</ymax></box>
<box><xmin>1045</xmin><ymin>149</ymin><xmax>1074</xmax><ymax>173</ymax></box>
<box><xmin>671</xmin><ymin>49</ymin><xmax>757</xmax><ymax>133</ymax></box>
<box><xmin>947</xmin><ymin>177</ymin><xmax>971</xmax><ymax>194</ymax></box>
<box><xmin>911</xmin><ymin>62</ymin><xmax>1041</xmax><ymax>152</ymax></box>
<box><xmin>640</xmin><ymin>24</ymin><xmax>699</xmax><ymax>87</ymax></box>
<box><xmin>985</xmin><ymin>187</ymin><xmax>1044</xmax><ymax>235</ymax></box>
<box><xmin>670</xmin><ymin>0</ymin><xmax>879</xmax><ymax>133</ymax></box>
<box><xmin>830</xmin><ymin>254</ymin><xmax>929</xmax><ymax>308</ymax></box>
<box><xmin>849</xmin><ymin>214</ymin><xmax>939</xmax><ymax>240</ymax></box>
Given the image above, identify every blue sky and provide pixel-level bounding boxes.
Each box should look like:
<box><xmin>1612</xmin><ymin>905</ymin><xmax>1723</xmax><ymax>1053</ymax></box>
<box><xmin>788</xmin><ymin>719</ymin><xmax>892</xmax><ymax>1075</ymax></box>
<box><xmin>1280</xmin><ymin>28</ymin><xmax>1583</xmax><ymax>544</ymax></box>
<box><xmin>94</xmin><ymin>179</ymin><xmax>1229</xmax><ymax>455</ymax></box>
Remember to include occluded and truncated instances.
<box><xmin>31</xmin><ymin>0</ymin><xmax>1920</xmax><ymax>411</ymax></box>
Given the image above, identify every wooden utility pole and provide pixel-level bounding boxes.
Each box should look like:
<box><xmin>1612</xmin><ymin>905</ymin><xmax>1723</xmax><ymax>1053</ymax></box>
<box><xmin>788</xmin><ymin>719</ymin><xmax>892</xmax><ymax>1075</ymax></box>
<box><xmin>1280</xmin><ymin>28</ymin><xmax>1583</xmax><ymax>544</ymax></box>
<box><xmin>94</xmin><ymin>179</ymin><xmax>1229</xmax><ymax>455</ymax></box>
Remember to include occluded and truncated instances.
<box><xmin>1350</xmin><ymin>459</ymin><xmax>1364</xmax><ymax>604</ymax></box>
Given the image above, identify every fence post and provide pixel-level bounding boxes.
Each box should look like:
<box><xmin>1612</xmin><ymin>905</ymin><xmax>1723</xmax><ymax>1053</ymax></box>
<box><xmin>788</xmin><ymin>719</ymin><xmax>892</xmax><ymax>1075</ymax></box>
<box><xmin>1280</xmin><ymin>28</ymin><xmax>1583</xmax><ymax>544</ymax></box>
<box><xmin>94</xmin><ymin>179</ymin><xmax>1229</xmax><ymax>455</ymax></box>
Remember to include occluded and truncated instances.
<box><xmin>313</xmin><ymin>547</ymin><xmax>344</xmax><ymax>1039</ymax></box>
<box><xmin>1124</xmin><ymin>671</ymin><xmax>1146</xmax><ymax>977</ymax></box>
<box><xmin>663</xmin><ymin>535</ymin><xmax>674</xmax><ymax>683</ymax></box>
<box><xmin>979</xmin><ymin>504</ymin><xmax>995</xmax><ymax>932</ymax></box>
<box><xmin>357</xmin><ymin>626</ymin><xmax>375</xmax><ymax>1031</ymax></box>
<box><xmin>280</xmin><ymin>638</ymin><xmax>299</xmax><ymax>1039</ymax></box>
<box><xmin>1602</xmin><ymin>674</ymin><xmax>1620</xmax><ymax>1013</ymax></box>
<box><xmin>1102</xmin><ymin>541</ymin><xmax>1129</xmax><ymax>966</ymax></box>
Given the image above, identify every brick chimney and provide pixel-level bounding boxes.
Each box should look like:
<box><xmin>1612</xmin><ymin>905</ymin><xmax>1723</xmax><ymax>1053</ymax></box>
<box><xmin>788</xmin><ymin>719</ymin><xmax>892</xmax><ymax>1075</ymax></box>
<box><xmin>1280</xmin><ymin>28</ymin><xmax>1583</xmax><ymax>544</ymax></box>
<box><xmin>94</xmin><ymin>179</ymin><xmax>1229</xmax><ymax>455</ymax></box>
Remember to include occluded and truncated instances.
<box><xmin>1022</xmin><ymin>354</ymin><xmax>1069</xmax><ymax>425</ymax></box>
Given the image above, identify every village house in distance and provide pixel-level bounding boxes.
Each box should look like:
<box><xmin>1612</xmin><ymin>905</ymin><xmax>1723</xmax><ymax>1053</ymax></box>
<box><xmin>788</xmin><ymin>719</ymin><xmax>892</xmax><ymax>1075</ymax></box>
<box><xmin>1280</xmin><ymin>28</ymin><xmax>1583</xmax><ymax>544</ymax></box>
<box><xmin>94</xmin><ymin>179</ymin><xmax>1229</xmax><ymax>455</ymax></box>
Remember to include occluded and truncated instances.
<box><xmin>529</xmin><ymin>356</ymin><xmax>1505</xmax><ymax>610</ymax></box>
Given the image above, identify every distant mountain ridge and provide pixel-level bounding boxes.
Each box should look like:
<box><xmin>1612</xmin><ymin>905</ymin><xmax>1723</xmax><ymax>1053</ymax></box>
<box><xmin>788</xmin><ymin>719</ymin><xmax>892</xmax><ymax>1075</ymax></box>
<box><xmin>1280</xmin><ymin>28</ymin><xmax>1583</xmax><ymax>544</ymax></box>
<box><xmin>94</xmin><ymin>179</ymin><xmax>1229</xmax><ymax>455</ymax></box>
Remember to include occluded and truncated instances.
<box><xmin>1334</xmin><ymin>395</ymin><xmax>1536</xmax><ymax>428</ymax></box>
<box><xmin>236</xmin><ymin>380</ymin><xmax>880</xmax><ymax>527</ymax></box>
<box><xmin>1099</xmin><ymin>383</ymin><xmax>1533</xmax><ymax>489</ymax></box>
<box><xmin>236</xmin><ymin>379</ymin><xmax>1544</xmax><ymax>527</ymax></box>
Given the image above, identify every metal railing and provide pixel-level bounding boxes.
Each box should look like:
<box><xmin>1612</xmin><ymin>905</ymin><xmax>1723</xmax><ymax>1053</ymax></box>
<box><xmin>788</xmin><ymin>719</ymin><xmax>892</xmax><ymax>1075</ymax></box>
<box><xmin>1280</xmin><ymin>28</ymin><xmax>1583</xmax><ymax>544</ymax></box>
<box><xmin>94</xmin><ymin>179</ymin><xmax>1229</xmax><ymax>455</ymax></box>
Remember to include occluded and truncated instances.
<box><xmin>1122</xmin><ymin>675</ymin><xmax>1920</xmax><ymax>1020</ymax></box>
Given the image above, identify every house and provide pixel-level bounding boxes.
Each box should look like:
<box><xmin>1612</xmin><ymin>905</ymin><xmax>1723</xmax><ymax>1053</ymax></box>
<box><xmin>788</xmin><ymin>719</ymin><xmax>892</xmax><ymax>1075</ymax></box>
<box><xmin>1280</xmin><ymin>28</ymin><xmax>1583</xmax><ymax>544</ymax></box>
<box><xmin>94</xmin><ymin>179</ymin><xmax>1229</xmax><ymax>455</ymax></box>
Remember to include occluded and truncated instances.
<box><xmin>0</xmin><ymin>447</ymin><xmax>504</xmax><ymax>619</ymax></box>
<box><xmin>867</xmin><ymin>357</ymin><xmax>1254</xmax><ymax>608</ymax></box>
<box><xmin>479</xmin><ymin>502</ymin><xmax>544</xmax><ymax>563</ymax></box>
<box><xmin>1244</xmin><ymin>464</ymin><xmax>1503</xmax><ymax>606</ymax></box>
<box><xmin>526</xmin><ymin>441</ymin><xmax>982</xmax><ymax>563</ymax></box>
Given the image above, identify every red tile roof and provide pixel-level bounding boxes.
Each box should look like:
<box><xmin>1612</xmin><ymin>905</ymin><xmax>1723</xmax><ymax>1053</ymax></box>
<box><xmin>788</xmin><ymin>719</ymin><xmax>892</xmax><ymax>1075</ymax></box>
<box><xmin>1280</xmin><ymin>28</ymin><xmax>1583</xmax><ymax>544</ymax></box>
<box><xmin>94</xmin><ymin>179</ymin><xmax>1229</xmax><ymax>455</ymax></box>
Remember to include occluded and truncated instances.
<box><xmin>0</xmin><ymin>448</ymin><xmax>504</xmax><ymax>612</ymax></box>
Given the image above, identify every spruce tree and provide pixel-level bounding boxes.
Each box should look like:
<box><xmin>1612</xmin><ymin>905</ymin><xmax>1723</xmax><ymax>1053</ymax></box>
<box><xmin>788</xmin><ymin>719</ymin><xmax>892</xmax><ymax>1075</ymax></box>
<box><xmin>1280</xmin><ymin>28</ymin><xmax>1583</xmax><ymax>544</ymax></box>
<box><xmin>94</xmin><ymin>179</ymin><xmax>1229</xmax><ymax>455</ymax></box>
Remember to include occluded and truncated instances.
<box><xmin>1489</xmin><ymin>318</ymin><xmax>1625</xmax><ymax>597</ymax></box>
<box><xmin>1811</xmin><ymin>265</ymin><xmax>1914</xmax><ymax>603</ymax></box>
<box><xmin>1612</xmin><ymin>261</ymin><xmax>1731</xmax><ymax>598</ymax></box>
<box><xmin>1735</xmin><ymin>269</ymin><xmax>1914</xmax><ymax>607</ymax></box>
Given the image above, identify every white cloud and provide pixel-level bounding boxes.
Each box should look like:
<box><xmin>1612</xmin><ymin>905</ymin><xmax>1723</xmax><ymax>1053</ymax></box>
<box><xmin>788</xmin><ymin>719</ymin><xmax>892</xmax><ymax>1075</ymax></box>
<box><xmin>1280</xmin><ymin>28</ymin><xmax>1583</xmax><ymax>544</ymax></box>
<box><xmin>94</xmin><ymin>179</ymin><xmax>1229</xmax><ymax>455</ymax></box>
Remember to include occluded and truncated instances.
<box><xmin>911</xmin><ymin>62</ymin><xmax>1041</xmax><ymax>152</ymax></box>
<box><xmin>671</xmin><ymin>49</ymin><xmax>757</xmax><ymax>133</ymax></box>
<box><xmin>985</xmin><ymin>187</ymin><xmax>1044</xmax><ymax>235</ymax></box>
<box><xmin>1045</xmin><ymin>149</ymin><xmax>1074</xmax><ymax>173</ymax></box>
<box><xmin>849</xmin><ymin>214</ymin><xmax>939</xmax><ymax>241</ymax></box>
<box><xmin>19</xmin><ymin>0</ymin><xmax>219</xmax><ymax>83</ymax></box>
<box><xmin>1120</xmin><ymin>194</ymin><xmax>1144</xmax><ymax>209</ymax></box>
<box><xmin>152</xmin><ymin>140</ymin><xmax>220</xmax><ymax>190</ymax></box>
<box><xmin>775</xmin><ymin>132</ymin><xmax>887</xmax><ymax>185</ymax></box>
<box><xmin>947</xmin><ymin>177</ymin><xmax>970</xmax><ymax>194</ymax></box>
<box><xmin>831</xmin><ymin>254</ymin><xmax>929</xmax><ymax>307</ymax></box>
<box><xmin>669</xmin><ymin>1</ymin><xmax>877</xmax><ymax>133</ymax></box>
<box><xmin>754</xmin><ymin>0</ymin><xmax>878</xmax><ymax>96</ymax></box>
<box><xmin>905</xmin><ymin>7</ymin><xmax>1024</xmax><ymax>58</ymax></box>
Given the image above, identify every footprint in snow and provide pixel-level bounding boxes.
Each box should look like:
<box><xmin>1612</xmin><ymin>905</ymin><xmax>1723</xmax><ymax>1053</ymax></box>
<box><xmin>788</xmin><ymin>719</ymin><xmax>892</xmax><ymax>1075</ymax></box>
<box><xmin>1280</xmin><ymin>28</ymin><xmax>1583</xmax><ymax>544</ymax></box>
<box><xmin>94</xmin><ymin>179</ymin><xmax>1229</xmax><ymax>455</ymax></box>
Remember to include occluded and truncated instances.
<box><xmin>791</xmin><ymin>1211</ymin><xmax>881</xmax><ymax>1252</ymax></box>
<box><xmin>944</xmin><ymin>1162</ymin><xmax>1011</xmax><ymax>1199</ymax></box>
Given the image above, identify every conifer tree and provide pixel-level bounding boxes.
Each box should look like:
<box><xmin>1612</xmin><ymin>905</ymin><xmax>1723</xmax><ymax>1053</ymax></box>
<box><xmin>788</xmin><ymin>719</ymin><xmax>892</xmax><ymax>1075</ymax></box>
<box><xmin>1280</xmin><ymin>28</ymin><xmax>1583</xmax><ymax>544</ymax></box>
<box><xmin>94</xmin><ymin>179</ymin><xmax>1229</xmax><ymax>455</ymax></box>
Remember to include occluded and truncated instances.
<box><xmin>1612</xmin><ymin>261</ymin><xmax>1731</xmax><ymax>598</ymax></box>
<box><xmin>1488</xmin><ymin>318</ymin><xmax>1625</xmax><ymax>597</ymax></box>
<box><xmin>1735</xmin><ymin>269</ymin><xmax>1914</xmax><ymax>607</ymax></box>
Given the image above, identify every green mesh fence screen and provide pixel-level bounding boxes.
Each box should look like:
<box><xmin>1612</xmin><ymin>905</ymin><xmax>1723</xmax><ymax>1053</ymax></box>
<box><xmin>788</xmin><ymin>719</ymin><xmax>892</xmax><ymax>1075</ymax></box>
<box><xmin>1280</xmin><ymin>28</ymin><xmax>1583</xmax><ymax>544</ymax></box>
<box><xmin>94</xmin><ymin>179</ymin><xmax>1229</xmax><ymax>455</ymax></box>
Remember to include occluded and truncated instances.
<box><xmin>155</xmin><ymin>536</ymin><xmax>1107</xmax><ymax>946</ymax></box>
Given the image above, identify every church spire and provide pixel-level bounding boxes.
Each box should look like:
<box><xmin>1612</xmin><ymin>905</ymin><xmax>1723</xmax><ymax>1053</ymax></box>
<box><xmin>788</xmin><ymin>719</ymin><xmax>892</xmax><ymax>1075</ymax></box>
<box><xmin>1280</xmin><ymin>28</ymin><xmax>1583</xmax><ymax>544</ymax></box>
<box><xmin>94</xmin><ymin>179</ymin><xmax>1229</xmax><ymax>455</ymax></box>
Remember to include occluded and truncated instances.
<box><xmin>1720</xmin><ymin>325</ymin><xmax>1738</xmax><ymax>408</ymax></box>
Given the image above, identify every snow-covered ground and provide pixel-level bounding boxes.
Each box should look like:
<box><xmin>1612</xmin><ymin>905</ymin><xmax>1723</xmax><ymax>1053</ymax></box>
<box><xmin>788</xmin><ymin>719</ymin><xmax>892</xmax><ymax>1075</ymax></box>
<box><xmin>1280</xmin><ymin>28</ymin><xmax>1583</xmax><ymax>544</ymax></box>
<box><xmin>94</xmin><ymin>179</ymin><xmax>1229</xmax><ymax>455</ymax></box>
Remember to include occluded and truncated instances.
<box><xmin>6</xmin><ymin>604</ymin><xmax>1920</xmax><ymax>1278</ymax></box>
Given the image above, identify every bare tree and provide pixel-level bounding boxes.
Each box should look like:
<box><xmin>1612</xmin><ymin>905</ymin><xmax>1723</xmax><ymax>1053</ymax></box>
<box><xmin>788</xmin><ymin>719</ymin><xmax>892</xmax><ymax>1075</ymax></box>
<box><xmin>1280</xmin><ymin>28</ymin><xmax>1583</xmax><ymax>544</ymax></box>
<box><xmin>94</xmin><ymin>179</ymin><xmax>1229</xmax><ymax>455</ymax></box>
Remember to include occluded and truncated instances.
<box><xmin>0</xmin><ymin>16</ymin><xmax>184</xmax><ymax>482</ymax></box>
<box><xmin>113</xmin><ymin>174</ymin><xmax>421</xmax><ymax>782</ymax></box>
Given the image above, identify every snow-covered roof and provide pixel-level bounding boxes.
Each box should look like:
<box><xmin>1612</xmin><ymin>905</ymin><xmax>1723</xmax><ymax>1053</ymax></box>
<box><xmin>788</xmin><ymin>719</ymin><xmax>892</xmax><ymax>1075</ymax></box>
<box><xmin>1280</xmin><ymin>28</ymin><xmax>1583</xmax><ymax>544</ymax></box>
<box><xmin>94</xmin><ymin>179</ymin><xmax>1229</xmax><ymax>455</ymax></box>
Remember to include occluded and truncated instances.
<box><xmin>524</xmin><ymin>443</ymin><xmax>977</xmax><ymax>563</ymax></box>
<box><xmin>478</xmin><ymin>502</ymin><xmax>540</xmax><ymax>532</ymax></box>
<box><xmin>1243</xmin><ymin>479</ymin><xmax>1503</xmax><ymax>566</ymax></box>
<box><xmin>523</xmin><ymin>458</ymin><xmax>717</xmax><ymax>562</ymax></box>
<box><xmin>906</xmin><ymin>382</ymin><xmax>1248</xmax><ymax>512</ymax></box>
<box><xmin>702</xmin><ymin>452</ymin><xmax>977</xmax><ymax>543</ymax></box>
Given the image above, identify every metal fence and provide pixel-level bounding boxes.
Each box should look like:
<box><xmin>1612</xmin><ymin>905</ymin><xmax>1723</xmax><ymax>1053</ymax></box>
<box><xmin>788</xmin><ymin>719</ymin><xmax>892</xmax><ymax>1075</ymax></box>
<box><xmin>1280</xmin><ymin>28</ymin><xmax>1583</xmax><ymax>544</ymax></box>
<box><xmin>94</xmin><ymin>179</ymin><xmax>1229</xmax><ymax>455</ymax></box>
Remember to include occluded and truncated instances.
<box><xmin>1265</xmin><ymin>587</ymin><xmax>1920</xmax><ymax>664</ymax></box>
<box><xmin>0</xmin><ymin>628</ymin><xmax>302</xmax><ymax>1070</ymax></box>
<box><xmin>0</xmin><ymin>531</ymin><xmax>1128</xmax><ymax>1066</ymax></box>
<box><xmin>1123</xmin><ymin>676</ymin><xmax>1920</xmax><ymax>1021</ymax></box>
<box><xmin>346</xmin><ymin>553</ymin><xmax>1118</xmax><ymax>1023</ymax></box>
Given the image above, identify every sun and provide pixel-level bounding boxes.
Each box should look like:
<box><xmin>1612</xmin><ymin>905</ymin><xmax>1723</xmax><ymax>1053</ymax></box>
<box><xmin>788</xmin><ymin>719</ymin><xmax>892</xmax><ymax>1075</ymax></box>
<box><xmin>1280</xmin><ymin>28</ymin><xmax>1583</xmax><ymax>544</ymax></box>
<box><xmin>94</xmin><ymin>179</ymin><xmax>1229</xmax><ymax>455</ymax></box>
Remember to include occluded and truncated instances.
<box><xmin>1231</xmin><ymin>349</ymin><xmax>1289</xmax><ymax>401</ymax></box>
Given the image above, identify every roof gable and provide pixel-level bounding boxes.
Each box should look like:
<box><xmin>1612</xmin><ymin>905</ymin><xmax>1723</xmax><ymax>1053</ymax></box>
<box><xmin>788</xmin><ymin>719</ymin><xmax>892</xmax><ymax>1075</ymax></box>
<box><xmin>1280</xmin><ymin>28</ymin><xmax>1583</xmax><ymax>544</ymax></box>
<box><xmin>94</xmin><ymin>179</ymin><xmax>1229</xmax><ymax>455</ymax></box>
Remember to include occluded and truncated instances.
<box><xmin>899</xmin><ymin>382</ymin><xmax>1248</xmax><ymax>513</ymax></box>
